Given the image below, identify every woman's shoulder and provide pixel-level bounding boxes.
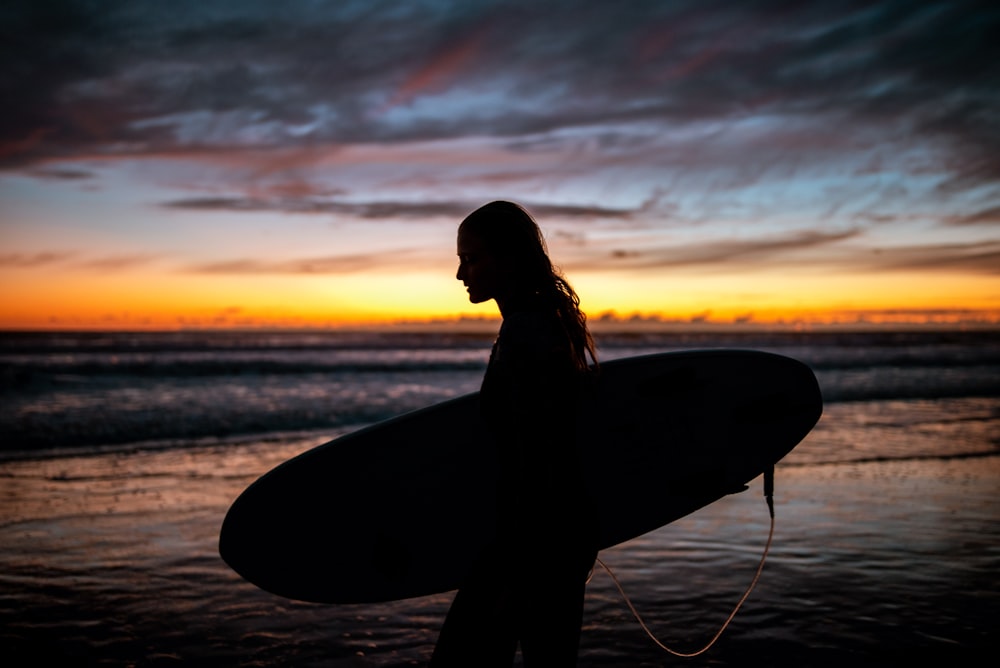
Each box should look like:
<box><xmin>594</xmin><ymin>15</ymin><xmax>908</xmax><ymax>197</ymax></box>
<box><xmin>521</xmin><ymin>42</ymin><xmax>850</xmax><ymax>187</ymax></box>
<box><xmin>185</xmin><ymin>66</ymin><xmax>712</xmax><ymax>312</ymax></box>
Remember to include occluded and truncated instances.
<box><xmin>497</xmin><ymin>309</ymin><xmax>569</xmax><ymax>363</ymax></box>
<box><xmin>500</xmin><ymin>309</ymin><xmax>558</xmax><ymax>340</ymax></box>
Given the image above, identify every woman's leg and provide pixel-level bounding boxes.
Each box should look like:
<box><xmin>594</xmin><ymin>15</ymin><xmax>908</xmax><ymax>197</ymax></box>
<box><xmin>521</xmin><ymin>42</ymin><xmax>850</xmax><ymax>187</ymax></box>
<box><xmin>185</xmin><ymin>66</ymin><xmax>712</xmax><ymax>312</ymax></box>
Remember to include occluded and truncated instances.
<box><xmin>517</xmin><ymin>548</ymin><xmax>595</xmax><ymax>667</ymax></box>
<box><xmin>430</xmin><ymin>551</ymin><xmax>518</xmax><ymax>668</ymax></box>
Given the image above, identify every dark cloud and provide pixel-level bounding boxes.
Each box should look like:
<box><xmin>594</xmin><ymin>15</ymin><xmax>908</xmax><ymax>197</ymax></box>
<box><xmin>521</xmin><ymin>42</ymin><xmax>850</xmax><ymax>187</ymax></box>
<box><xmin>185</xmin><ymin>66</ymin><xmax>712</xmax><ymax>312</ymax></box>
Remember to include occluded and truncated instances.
<box><xmin>0</xmin><ymin>252</ymin><xmax>75</xmax><ymax>268</ymax></box>
<box><xmin>528</xmin><ymin>203</ymin><xmax>634</xmax><ymax>220</ymax></box>
<box><xmin>186</xmin><ymin>248</ymin><xmax>426</xmax><ymax>275</ymax></box>
<box><xmin>189</xmin><ymin>257</ymin><xmax>373</xmax><ymax>274</ymax></box>
<box><xmin>162</xmin><ymin>195</ymin><xmax>635</xmax><ymax>220</ymax></box>
<box><xmin>0</xmin><ymin>251</ymin><xmax>161</xmax><ymax>271</ymax></box>
<box><xmin>2</xmin><ymin>0</ymin><xmax>996</xmax><ymax>197</ymax></box>
<box><xmin>861</xmin><ymin>241</ymin><xmax>1000</xmax><ymax>274</ymax></box>
<box><xmin>945</xmin><ymin>206</ymin><xmax>1000</xmax><ymax>226</ymax></box>
<box><xmin>566</xmin><ymin>229</ymin><xmax>1000</xmax><ymax>276</ymax></box>
<box><xmin>27</xmin><ymin>167</ymin><xmax>96</xmax><ymax>180</ymax></box>
<box><xmin>77</xmin><ymin>254</ymin><xmax>162</xmax><ymax>271</ymax></box>
<box><xmin>573</xmin><ymin>229</ymin><xmax>861</xmax><ymax>271</ymax></box>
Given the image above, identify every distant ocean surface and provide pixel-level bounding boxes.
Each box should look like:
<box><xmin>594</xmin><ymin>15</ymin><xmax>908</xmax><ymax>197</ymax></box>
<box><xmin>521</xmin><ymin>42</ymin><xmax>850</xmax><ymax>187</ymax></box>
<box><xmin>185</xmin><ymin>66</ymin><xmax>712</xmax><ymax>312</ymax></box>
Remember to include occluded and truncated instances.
<box><xmin>3</xmin><ymin>329</ymin><xmax>998</xmax><ymax>458</ymax></box>
<box><xmin>2</xmin><ymin>329</ymin><xmax>998</xmax><ymax>666</ymax></box>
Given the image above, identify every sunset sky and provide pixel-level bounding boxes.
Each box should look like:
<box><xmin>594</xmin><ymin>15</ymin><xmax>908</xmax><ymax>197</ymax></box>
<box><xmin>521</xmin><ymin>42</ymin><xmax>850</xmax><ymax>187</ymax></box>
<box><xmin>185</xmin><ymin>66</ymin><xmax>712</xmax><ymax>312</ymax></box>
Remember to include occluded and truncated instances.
<box><xmin>2</xmin><ymin>0</ymin><xmax>998</xmax><ymax>330</ymax></box>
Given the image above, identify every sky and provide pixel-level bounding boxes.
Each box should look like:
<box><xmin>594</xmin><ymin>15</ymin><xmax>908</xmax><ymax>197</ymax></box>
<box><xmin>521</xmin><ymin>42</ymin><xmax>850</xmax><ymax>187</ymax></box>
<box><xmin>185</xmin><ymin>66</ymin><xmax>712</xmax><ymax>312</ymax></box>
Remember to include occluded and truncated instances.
<box><xmin>2</xmin><ymin>0</ymin><xmax>998</xmax><ymax>330</ymax></box>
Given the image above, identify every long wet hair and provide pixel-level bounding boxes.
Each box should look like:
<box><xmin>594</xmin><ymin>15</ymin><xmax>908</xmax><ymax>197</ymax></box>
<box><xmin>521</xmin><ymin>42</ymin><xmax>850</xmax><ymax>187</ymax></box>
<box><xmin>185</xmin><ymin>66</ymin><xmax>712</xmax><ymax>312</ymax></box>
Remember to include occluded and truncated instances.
<box><xmin>459</xmin><ymin>200</ymin><xmax>598</xmax><ymax>372</ymax></box>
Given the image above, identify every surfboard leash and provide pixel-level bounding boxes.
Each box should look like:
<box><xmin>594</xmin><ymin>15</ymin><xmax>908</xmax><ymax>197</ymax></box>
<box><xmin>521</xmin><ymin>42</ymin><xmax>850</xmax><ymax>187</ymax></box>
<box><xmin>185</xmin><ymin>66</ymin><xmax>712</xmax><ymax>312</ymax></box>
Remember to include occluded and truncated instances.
<box><xmin>594</xmin><ymin>465</ymin><xmax>777</xmax><ymax>658</ymax></box>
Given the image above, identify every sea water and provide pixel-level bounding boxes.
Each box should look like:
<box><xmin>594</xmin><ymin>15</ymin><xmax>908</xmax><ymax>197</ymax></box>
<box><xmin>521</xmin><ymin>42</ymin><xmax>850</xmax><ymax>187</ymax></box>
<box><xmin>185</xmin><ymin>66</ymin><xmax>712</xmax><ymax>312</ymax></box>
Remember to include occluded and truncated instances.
<box><xmin>1</xmin><ymin>330</ymin><xmax>998</xmax><ymax>666</ymax></box>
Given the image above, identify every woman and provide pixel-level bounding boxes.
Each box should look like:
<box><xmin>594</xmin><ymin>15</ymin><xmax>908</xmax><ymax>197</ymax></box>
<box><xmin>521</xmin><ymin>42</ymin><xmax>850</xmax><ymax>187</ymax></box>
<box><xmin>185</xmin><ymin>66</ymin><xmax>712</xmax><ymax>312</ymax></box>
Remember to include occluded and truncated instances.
<box><xmin>431</xmin><ymin>201</ymin><xmax>599</xmax><ymax>667</ymax></box>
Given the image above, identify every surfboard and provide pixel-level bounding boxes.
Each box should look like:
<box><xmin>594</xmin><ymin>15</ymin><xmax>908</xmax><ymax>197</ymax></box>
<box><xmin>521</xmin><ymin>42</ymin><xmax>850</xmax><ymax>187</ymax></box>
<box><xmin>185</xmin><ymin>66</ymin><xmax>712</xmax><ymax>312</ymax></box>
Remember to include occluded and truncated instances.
<box><xmin>219</xmin><ymin>349</ymin><xmax>822</xmax><ymax>604</ymax></box>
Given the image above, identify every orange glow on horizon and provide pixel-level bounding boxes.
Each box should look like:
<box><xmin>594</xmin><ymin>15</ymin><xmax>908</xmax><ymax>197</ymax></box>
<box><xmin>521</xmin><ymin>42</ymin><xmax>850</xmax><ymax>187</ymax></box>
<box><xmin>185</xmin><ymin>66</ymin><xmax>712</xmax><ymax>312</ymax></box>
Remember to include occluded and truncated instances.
<box><xmin>3</xmin><ymin>262</ymin><xmax>998</xmax><ymax>332</ymax></box>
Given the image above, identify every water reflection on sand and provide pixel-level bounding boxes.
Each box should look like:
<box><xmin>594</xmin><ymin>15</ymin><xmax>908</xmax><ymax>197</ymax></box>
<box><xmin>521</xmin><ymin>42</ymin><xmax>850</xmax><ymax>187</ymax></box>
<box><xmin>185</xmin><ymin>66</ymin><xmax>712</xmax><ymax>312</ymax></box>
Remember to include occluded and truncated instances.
<box><xmin>2</xmin><ymin>433</ymin><xmax>997</xmax><ymax>666</ymax></box>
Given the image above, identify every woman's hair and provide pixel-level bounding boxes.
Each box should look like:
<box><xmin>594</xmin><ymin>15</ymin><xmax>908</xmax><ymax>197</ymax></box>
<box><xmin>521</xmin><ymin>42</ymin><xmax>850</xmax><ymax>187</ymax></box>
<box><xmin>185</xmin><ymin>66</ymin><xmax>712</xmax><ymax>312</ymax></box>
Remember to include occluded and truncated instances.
<box><xmin>459</xmin><ymin>200</ymin><xmax>598</xmax><ymax>371</ymax></box>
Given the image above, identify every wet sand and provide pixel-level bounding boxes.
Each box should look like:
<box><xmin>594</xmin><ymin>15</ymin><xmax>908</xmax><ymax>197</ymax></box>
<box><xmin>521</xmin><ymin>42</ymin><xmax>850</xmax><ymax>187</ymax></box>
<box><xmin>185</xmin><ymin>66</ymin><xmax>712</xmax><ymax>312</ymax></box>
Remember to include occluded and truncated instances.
<box><xmin>2</xmin><ymin>438</ymin><xmax>998</xmax><ymax>667</ymax></box>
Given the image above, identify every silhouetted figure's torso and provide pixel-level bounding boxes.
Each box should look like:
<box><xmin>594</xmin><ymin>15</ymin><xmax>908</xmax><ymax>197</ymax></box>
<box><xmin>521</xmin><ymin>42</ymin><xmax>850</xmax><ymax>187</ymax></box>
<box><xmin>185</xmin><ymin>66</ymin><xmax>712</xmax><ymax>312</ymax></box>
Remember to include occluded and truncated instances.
<box><xmin>431</xmin><ymin>299</ymin><xmax>597</xmax><ymax>668</ymax></box>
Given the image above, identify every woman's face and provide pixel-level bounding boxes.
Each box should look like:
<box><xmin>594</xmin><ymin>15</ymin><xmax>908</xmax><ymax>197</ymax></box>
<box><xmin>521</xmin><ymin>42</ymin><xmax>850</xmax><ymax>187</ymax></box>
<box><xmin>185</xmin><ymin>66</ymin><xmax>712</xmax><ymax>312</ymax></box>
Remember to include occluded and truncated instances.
<box><xmin>456</xmin><ymin>229</ymin><xmax>505</xmax><ymax>304</ymax></box>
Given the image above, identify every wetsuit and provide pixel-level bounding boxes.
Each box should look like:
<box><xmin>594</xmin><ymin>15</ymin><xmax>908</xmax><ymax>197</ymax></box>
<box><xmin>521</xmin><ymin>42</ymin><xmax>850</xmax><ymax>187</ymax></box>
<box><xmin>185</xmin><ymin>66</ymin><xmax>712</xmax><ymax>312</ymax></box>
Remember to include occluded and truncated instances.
<box><xmin>431</xmin><ymin>301</ymin><xmax>597</xmax><ymax>667</ymax></box>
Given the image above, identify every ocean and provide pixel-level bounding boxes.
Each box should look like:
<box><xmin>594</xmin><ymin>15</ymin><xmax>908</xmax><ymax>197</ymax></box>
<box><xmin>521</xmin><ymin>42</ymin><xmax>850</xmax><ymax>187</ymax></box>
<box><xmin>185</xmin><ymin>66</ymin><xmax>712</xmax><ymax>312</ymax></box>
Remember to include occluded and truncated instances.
<box><xmin>1</xmin><ymin>329</ymin><xmax>998</xmax><ymax>666</ymax></box>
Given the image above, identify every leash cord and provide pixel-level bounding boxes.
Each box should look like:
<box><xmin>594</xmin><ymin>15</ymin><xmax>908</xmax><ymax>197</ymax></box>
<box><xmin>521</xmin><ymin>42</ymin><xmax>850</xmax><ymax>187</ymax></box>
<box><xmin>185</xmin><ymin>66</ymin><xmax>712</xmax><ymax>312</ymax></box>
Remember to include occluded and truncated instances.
<box><xmin>595</xmin><ymin>468</ymin><xmax>776</xmax><ymax>658</ymax></box>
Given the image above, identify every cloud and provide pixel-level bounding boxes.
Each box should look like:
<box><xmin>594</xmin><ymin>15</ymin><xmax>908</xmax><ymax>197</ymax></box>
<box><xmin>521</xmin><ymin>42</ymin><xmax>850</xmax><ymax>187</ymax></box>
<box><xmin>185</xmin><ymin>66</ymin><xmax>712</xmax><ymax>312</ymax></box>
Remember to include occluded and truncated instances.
<box><xmin>0</xmin><ymin>252</ymin><xmax>75</xmax><ymax>268</ymax></box>
<box><xmin>565</xmin><ymin>229</ymin><xmax>1000</xmax><ymax>276</ymax></box>
<box><xmin>3</xmin><ymin>0</ymin><xmax>997</xmax><ymax>300</ymax></box>
<box><xmin>2</xmin><ymin>0</ymin><xmax>996</xmax><ymax>194</ymax></box>
<box><xmin>860</xmin><ymin>241</ymin><xmax>1000</xmax><ymax>274</ymax></box>
<box><xmin>945</xmin><ymin>206</ymin><xmax>1000</xmax><ymax>226</ymax></box>
<box><xmin>161</xmin><ymin>195</ymin><xmax>636</xmax><ymax>221</ymax></box>
<box><xmin>76</xmin><ymin>254</ymin><xmax>163</xmax><ymax>271</ymax></box>
<box><xmin>185</xmin><ymin>249</ymin><xmax>428</xmax><ymax>275</ymax></box>
<box><xmin>0</xmin><ymin>252</ymin><xmax>161</xmax><ymax>272</ymax></box>
<box><xmin>27</xmin><ymin>167</ymin><xmax>96</xmax><ymax>180</ymax></box>
<box><xmin>379</xmin><ymin>17</ymin><xmax>495</xmax><ymax>113</ymax></box>
<box><xmin>528</xmin><ymin>202</ymin><xmax>634</xmax><ymax>220</ymax></box>
<box><xmin>570</xmin><ymin>229</ymin><xmax>862</xmax><ymax>272</ymax></box>
<box><xmin>162</xmin><ymin>196</ymin><xmax>475</xmax><ymax>219</ymax></box>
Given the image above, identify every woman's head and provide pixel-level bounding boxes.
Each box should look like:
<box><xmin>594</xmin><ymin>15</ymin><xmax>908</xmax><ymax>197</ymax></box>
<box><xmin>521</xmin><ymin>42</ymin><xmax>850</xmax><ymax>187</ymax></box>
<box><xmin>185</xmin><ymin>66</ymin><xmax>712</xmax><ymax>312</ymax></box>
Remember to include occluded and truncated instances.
<box><xmin>456</xmin><ymin>201</ymin><xmax>552</xmax><ymax>305</ymax></box>
<box><xmin>456</xmin><ymin>200</ymin><xmax>597</xmax><ymax>369</ymax></box>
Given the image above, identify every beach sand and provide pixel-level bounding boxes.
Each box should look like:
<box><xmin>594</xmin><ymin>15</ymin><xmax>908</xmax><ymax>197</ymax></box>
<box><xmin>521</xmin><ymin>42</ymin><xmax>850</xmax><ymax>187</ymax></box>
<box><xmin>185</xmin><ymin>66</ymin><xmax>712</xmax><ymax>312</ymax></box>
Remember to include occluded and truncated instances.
<box><xmin>2</xmin><ymin>437</ymin><xmax>998</xmax><ymax>667</ymax></box>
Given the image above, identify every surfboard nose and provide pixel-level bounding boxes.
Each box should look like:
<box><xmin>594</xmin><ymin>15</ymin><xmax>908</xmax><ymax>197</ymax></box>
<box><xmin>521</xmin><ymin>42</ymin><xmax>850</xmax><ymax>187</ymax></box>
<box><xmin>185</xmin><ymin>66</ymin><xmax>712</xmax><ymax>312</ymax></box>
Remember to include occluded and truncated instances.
<box><xmin>219</xmin><ymin>474</ymin><xmax>319</xmax><ymax>598</ymax></box>
<box><xmin>218</xmin><ymin>484</ymin><xmax>270</xmax><ymax>585</ymax></box>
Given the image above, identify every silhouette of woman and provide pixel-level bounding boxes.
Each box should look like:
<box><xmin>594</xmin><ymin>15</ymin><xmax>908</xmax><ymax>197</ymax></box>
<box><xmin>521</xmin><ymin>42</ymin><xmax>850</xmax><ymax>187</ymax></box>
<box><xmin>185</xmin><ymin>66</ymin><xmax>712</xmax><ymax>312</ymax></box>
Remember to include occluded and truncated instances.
<box><xmin>431</xmin><ymin>201</ymin><xmax>599</xmax><ymax>667</ymax></box>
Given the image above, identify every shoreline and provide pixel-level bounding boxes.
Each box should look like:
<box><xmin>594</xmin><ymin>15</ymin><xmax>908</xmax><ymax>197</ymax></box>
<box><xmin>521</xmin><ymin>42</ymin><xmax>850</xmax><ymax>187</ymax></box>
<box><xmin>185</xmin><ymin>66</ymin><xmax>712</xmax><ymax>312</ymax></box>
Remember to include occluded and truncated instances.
<box><xmin>2</xmin><ymin>443</ymin><xmax>997</xmax><ymax>666</ymax></box>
